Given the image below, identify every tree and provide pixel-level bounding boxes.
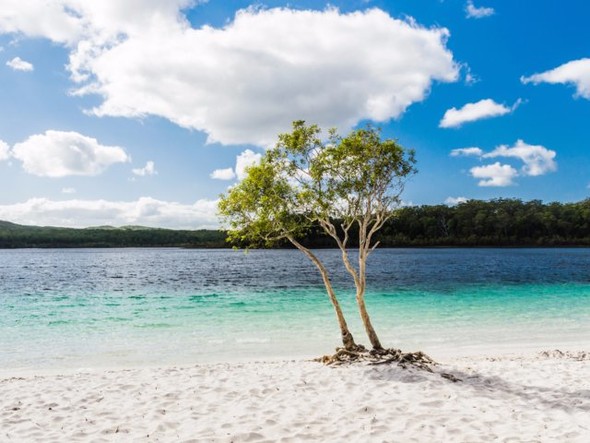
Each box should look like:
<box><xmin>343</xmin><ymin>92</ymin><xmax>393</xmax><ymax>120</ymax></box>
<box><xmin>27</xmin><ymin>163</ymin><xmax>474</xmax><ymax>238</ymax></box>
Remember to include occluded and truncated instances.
<box><xmin>218</xmin><ymin>121</ymin><xmax>416</xmax><ymax>352</ymax></box>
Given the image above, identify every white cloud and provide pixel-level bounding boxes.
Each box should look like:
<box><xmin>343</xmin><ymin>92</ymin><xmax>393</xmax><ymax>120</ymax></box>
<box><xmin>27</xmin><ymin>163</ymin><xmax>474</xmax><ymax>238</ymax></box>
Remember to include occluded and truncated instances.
<box><xmin>465</xmin><ymin>71</ymin><xmax>478</xmax><ymax>85</ymax></box>
<box><xmin>399</xmin><ymin>200</ymin><xmax>415</xmax><ymax>208</ymax></box>
<box><xmin>79</xmin><ymin>8</ymin><xmax>458</xmax><ymax>146</ymax></box>
<box><xmin>0</xmin><ymin>0</ymin><xmax>196</xmax><ymax>45</ymax></box>
<box><xmin>453</xmin><ymin>140</ymin><xmax>557</xmax><ymax>186</ymax></box>
<box><xmin>445</xmin><ymin>196</ymin><xmax>468</xmax><ymax>206</ymax></box>
<box><xmin>0</xmin><ymin>0</ymin><xmax>81</xmax><ymax>44</ymax></box>
<box><xmin>0</xmin><ymin>3</ymin><xmax>458</xmax><ymax>146</ymax></box>
<box><xmin>235</xmin><ymin>149</ymin><xmax>262</xmax><ymax>180</ymax></box>
<box><xmin>210</xmin><ymin>167</ymin><xmax>236</xmax><ymax>181</ymax></box>
<box><xmin>0</xmin><ymin>196</ymin><xmax>219</xmax><ymax>229</ymax></box>
<box><xmin>61</xmin><ymin>187</ymin><xmax>76</xmax><ymax>194</ymax></box>
<box><xmin>132</xmin><ymin>160</ymin><xmax>157</xmax><ymax>176</ymax></box>
<box><xmin>450</xmin><ymin>147</ymin><xmax>483</xmax><ymax>157</ymax></box>
<box><xmin>440</xmin><ymin>98</ymin><xmax>515</xmax><ymax>128</ymax></box>
<box><xmin>470</xmin><ymin>162</ymin><xmax>518</xmax><ymax>187</ymax></box>
<box><xmin>521</xmin><ymin>58</ymin><xmax>590</xmax><ymax>99</ymax></box>
<box><xmin>0</xmin><ymin>139</ymin><xmax>10</xmax><ymax>161</ymax></box>
<box><xmin>12</xmin><ymin>130</ymin><xmax>129</xmax><ymax>177</ymax></box>
<box><xmin>465</xmin><ymin>1</ymin><xmax>495</xmax><ymax>19</ymax></box>
<box><xmin>210</xmin><ymin>149</ymin><xmax>262</xmax><ymax>181</ymax></box>
<box><xmin>483</xmin><ymin>140</ymin><xmax>557</xmax><ymax>176</ymax></box>
<box><xmin>6</xmin><ymin>56</ymin><xmax>33</xmax><ymax>71</ymax></box>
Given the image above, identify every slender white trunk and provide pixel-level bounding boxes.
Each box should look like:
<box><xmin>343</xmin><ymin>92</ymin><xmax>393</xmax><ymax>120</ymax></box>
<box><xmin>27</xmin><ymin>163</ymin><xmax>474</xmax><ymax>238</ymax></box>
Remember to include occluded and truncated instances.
<box><xmin>356</xmin><ymin>250</ymin><xmax>382</xmax><ymax>350</ymax></box>
<box><xmin>288</xmin><ymin>236</ymin><xmax>357</xmax><ymax>350</ymax></box>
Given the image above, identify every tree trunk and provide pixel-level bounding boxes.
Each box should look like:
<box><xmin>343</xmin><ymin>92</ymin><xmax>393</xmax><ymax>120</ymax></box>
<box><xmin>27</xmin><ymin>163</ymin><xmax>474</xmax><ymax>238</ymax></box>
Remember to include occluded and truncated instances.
<box><xmin>288</xmin><ymin>237</ymin><xmax>358</xmax><ymax>351</ymax></box>
<box><xmin>357</xmin><ymin>245</ymin><xmax>383</xmax><ymax>350</ymax></box>
<box><xmin>357</xmin><ymin>291</ymin><xmax>383</xmax><ymax>350</ymax></box>
<box><xmin>314</xmin><ymin>263</ymin><xmax>359</xmax><ymax>351</ymax></box>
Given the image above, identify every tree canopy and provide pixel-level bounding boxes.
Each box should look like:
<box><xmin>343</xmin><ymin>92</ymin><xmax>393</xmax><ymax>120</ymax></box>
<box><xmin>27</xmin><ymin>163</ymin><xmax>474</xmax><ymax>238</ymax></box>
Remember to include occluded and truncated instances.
<box><xmin>219</xmin><ymin>121</ymin><xmax>416</xmax><ymax>352</ymax></box>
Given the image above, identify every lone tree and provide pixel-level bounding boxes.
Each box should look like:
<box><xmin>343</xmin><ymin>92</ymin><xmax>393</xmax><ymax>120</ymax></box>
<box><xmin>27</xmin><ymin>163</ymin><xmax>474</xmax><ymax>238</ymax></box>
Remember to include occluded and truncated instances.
<box><xmin>218</xmin><ymin>121</ymin><xmax>416</xmax><ymax>355</ymax></box>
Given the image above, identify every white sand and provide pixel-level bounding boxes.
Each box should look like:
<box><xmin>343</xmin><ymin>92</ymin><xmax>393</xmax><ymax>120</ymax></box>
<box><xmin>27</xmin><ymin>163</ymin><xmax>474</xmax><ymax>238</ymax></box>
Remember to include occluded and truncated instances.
<box><xmin>1</xmin><ymin>350</ymin><xmax>589</xmax><ymax>442</ymax></box>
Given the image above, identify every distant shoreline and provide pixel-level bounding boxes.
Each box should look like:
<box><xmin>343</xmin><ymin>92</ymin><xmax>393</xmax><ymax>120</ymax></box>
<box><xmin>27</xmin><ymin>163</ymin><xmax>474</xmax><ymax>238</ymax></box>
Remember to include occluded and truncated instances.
<box><xmin>2</xmin><ymin>245</ymin><xmax>590</xmax><ymax>250</ymax></box>
<box><xmin>3</xmin><ymin>198</ymin><xmax>590</xmax><ymax>248</ymax></box>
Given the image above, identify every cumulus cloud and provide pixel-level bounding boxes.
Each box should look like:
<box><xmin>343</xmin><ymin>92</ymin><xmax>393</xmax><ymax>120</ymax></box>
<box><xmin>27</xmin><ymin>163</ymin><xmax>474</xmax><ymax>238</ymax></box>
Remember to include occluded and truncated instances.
<box><xmin>0</xmin><ymin>139</ymin><xmax>10</xmax><ymax>161</ymax></box>
<box><xmin>210</xmin><ymin>149</ymin><xmax>262</xmax><ymax>181</ymax></box>
<box><xmin>12</xmin><ymin>130</ymin><xmax>129</xmax><ymax>177</ymax></box>
<box><xmin>235</xmin><ymin>149</ymin><xmax>262</xmax><ymax>180</ymax></box>
<box><xmin>454</xmin><ymin>140</ymin><xmax>557</xmax><ymax>187</ymax></box>
<box><xmin>445</xmin><ymin>196</ymin><xmax>468</xmax><ymax>206</ymax></box>
<box><xmin>132</xmin><ymin>160</ymin><xmax>157</xmax><ymax>176</ymax></box>
<box><xmin>6</xmin><ymin>56</ymin><xmax>33</xmax><ymax>71</ymax></box>
<box><xmin>450</xmin><ymin>147</ymin><xmax>483</xmax><ymax>157</ymax></box>
<box><xmin>210</xmin><ymin>167</ymin><xmax>236</xmax><ymax>181</ymax></box>
<box><xmin>0</xmin><ymin>0</ymin><xmax>195</xmax><ymax>45</ymax></box>
<box><xmin>0</xmin><ymin>3</ymin><xmax>458</xmax><ymax>146</ymax></box>
<box><xmin>470</xmin><ymin>162</ymin><xmax>518</xmax><ymax>187</ymax></box>
<box><xmin>483</xmin><ymin>140</ymin><xmax>557</xmax><ymax>176</ymax></box>
<box><xmin>0</xmin><ymin>197</ymin><xmax>219</xmax><ymax>229</ymax></box>
<box><xmin>521</xmin><ymin>58</ymin><xmax>590</xmax><ymax>99</ymax></box>
<box><xmin>0</xmin><ymin>0</ymin><xmax>81</xmax><ymax>44</ymax></box>
<box><xmin>440</xmin><ymin>98</ymin><xmax>518</xmax><ymax>128</ymax></box>
<box><xmin>77</xmin><ymin>8</ymin><xmax>458</xmax><ymax>146</ymax></box>
<box><xmin>465</xmin><ymin>1</ymin><xmax>495</xmax><ymax>19</ymax></box>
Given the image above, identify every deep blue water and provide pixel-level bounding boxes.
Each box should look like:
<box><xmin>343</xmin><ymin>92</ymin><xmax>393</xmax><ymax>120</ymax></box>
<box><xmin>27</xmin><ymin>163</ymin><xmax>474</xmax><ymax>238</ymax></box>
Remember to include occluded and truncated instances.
<box><xmin>1</xmin><ymin>248</ymin><xmax>589</xmax><ymax>371</ymax></box>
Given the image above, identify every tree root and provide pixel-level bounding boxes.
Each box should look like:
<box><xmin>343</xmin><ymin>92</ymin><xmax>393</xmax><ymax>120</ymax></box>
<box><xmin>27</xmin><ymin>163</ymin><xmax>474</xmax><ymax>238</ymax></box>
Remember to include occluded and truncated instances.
<box><xmin>315</xmin><ymin>346</ymin><xmax>437</xmax><ymax>372</ymax></box>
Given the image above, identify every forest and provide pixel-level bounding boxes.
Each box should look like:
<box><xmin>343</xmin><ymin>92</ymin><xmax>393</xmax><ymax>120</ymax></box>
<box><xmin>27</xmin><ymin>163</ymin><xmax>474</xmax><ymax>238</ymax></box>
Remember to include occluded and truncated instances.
<box><xmin>1</xmin><ymin>198</ymin><xmax>590</xmax><ymax>248</ymax></box>
<box><xmin>299</xmin><ymin>198</ymin><xmax>590</xmax><ymax>247</ymax></box>
<box><xmin>0</xmin><ymin>222</ymin><xmax>226</xmax><ymax>248</ymax></box>
<box><xmin>383</xmin><ymin>198</ymin><xmax>590</xmax><ymax>246</ymax></box>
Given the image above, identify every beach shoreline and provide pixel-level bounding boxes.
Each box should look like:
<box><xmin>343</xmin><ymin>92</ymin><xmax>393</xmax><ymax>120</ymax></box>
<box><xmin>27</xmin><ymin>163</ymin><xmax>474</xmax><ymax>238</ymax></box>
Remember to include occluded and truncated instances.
<box><xmin>2</xmin><ymin>349</ymin><xmax>589</xmax><ymax>442</ymax></box>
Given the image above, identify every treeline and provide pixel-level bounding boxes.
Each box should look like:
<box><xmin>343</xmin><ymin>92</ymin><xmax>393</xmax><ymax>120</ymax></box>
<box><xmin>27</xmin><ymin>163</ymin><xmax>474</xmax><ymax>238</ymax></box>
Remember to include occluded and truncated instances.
<box><xmin>0</xmin><ymin>222</ymin><xmax>226</xmax><ymax>248</ymax></box>
<box><xmin>383</xmin><ymin>198</ymin><xmax>590</xmax><ymax>247</ymax></box>
<box><xmin>2</xmin><ymin>198</ymin><xmax>590</xmax><ymax>248</ymax></box>
<box><xmin>298</xmin><ymin>198</ymin><xmax>590</xmax><ymax>247</ymax></box>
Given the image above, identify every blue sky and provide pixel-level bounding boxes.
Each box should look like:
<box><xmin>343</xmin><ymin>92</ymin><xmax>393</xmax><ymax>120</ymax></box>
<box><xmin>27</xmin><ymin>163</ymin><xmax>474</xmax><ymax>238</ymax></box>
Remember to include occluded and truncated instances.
<box><xmin>0</xmin><ymin>0</ymin><xmax>588</xmax><ymax>228</ymax></box>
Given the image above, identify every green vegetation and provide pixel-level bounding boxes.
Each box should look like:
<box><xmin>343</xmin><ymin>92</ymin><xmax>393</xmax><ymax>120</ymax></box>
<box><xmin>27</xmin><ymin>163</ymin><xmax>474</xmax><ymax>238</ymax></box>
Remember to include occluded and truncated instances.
<box><xmin>288</xmin><ymin>198</ymin><xmax>590</xmax><ymax>248</ymax></box>
<box><xmin>0</xmin><ymin>221</ymin><xmax>225</xmax><ymax>248</ymax></box>
<box><xmin>219</xmin><ymin>121</ymin><xmax>416</xmax><ymax>352</ymax></box>
<box><xmin>383</xmin><ymin>198</ymin><xmax>590</xmax><ymax>247</ymax></box>
<box><xmin>1</xmin><ymin>198</ymin><xmax>590</xmax><ymax>249</ymax></box>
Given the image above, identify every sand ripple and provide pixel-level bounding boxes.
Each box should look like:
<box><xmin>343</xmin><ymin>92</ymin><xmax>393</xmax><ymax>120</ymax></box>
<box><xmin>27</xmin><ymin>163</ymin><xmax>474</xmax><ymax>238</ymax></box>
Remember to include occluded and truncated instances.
<box><xmin>1</xmin><ymin>351</ymin><xmax>589</xmax><ymax>442</ymax></box>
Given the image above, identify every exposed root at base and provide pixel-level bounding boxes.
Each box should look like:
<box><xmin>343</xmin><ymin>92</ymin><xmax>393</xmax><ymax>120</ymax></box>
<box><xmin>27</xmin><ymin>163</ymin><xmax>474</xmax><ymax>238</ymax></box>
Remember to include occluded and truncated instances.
<box><xmin>315</xmin><ymin>347</ymin><xmax>437</xmax><ymax>372</ymax></box>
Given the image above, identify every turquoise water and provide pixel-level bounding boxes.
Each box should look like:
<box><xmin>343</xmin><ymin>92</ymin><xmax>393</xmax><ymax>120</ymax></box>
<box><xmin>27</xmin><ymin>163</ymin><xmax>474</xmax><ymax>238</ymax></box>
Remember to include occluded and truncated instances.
<box><xmin>1</xmin><ymin>248</ymin><xmax>589</xmax><ymax>370</ymax></box>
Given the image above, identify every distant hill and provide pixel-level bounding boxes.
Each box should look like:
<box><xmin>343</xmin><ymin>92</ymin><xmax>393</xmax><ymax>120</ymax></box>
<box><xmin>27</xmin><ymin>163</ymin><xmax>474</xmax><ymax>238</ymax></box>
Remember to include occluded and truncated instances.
<box><xmin>2</xmin><ymin>198</ymin><xmax>590</xmax><ymax>248</ymax></box>
<box><xmin>85</xmin><ymin>225</ymin><xmax>161</xmax><ymax>231</ymax></box>
<box><xmin>0</xmin><ymin>220</ymin><xmax>41</xmax><ymax>231</ymax></box>
<box><xmin>0</xmin><ymin>221</ymin><xmax>227</xmax><ymax>248</ymax></box>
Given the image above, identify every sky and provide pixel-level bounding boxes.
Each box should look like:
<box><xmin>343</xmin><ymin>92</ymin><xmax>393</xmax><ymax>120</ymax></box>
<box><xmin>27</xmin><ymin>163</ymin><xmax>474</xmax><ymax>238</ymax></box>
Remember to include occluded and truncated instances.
<box><xmin>0</xmin><ymin>0</ymin><xmax>588</xmax><ymax>228</ymax></box>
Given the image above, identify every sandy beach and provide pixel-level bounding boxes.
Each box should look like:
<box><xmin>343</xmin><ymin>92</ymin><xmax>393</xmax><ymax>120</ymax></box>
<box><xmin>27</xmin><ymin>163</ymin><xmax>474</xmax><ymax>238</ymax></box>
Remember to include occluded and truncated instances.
<box><xmin>1</xmin><ymin>350</ymin><xmax>589</xmax><ymax>442</ymax></box>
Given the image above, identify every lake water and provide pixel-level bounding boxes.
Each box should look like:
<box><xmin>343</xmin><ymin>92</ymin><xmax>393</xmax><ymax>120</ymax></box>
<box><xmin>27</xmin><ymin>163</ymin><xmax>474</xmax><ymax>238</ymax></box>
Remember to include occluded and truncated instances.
<box><xmin>1</xmin><ymin>248</ymin><xmax>589</xmax><ymax>372</ymax></box>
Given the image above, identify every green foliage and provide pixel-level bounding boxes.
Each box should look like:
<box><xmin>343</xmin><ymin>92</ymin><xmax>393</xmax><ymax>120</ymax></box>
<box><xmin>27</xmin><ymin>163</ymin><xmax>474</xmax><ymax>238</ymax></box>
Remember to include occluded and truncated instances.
<box><xmin>380</xmin><ymin>198</ymin><xmax>590</xmax><ymax>246</ymax></box>
<box><xmin>218</xmin><ymin>155</ymin><xmax>310</xmax><ymax>248</ymax></box>
<box><xmin>219</xmin><ymin>121</ymin><xmax>419</xmax><ymax>349</ymax></box>
<box><xmin>0</xmin><ymin>223</ymin><xmax>226</xmax><ymax>248</ymax></box>
<box><xmin>218</xmin><ymin>120</ymin><xmax>416</xmax><ymax>248</ymax></box>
